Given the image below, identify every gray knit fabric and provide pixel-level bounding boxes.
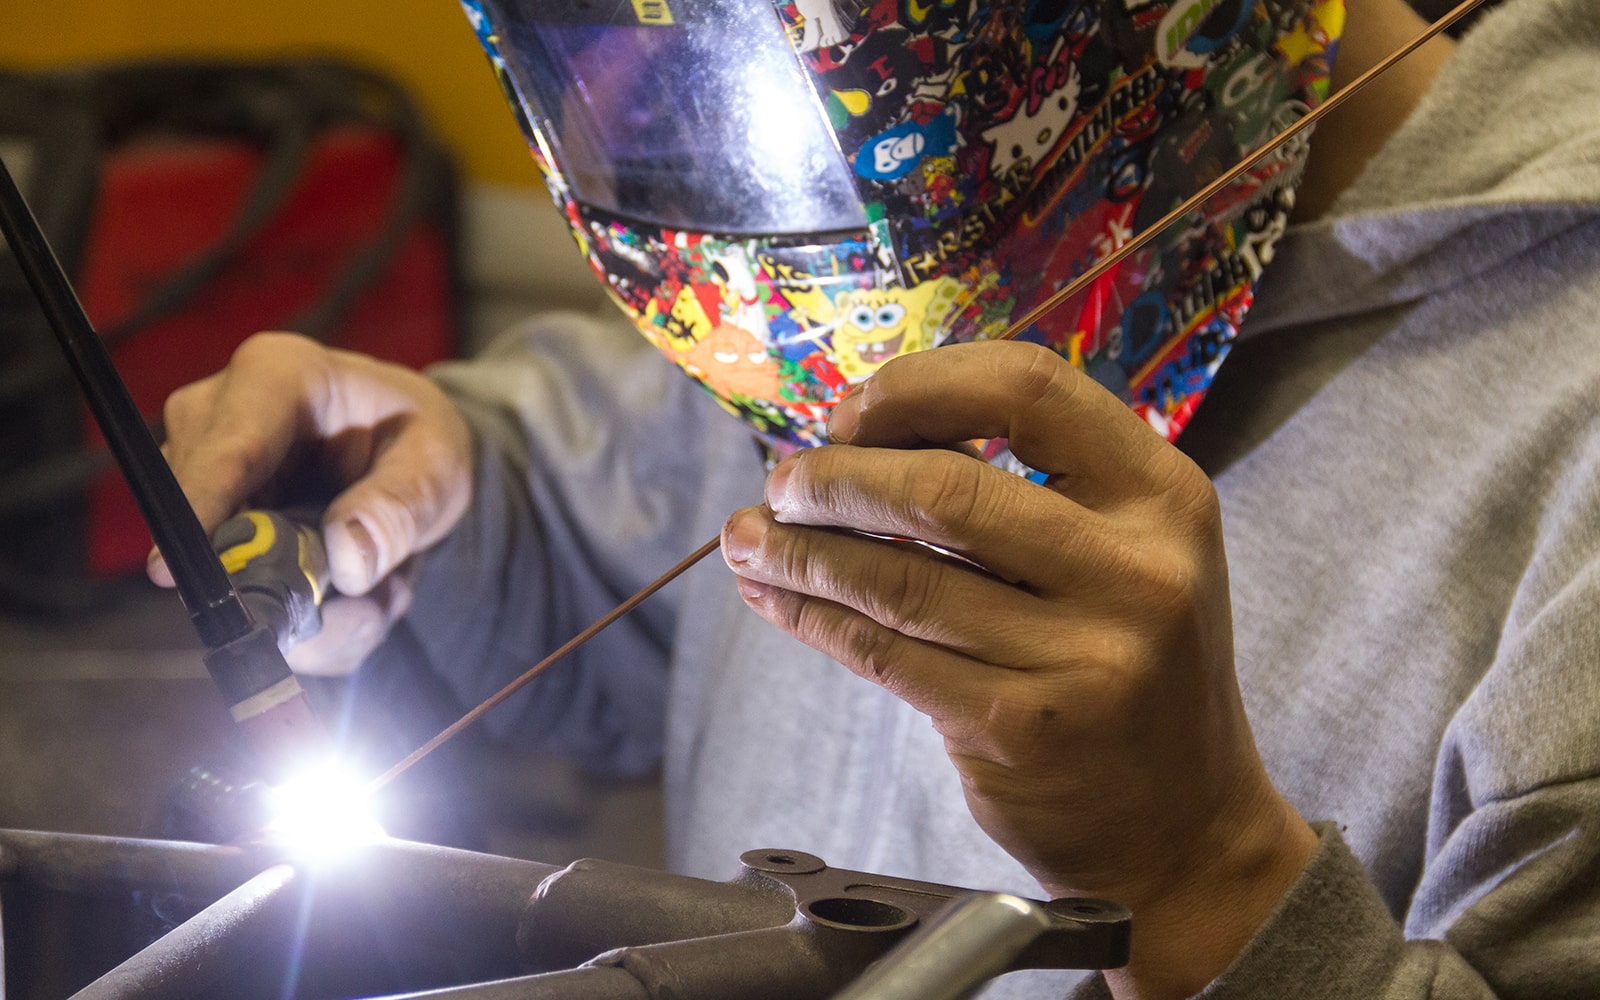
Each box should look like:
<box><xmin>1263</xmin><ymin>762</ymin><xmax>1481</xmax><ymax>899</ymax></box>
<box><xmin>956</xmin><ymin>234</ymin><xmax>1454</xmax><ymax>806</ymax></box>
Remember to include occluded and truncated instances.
<box><xmin>385</xmin><ymin>0</ymin><xmax>1600</xmax><ymax>995</ymax></box>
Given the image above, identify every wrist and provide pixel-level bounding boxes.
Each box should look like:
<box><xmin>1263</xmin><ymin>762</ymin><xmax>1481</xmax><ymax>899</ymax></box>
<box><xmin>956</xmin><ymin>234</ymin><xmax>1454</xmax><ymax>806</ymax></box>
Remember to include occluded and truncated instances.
<box><xmin>1100</xmin><ymin>789</ymin><xmax>1318</xmax><ymax>1000</ymax></box>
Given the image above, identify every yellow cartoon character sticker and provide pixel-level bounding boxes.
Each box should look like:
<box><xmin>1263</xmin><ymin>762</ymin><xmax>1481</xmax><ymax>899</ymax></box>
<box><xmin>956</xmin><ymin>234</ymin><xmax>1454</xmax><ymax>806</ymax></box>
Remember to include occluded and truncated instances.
<box><xmin>814</xmin><ymin>278</ymin><xmax>961</xmax><ymax>382</ymax></box>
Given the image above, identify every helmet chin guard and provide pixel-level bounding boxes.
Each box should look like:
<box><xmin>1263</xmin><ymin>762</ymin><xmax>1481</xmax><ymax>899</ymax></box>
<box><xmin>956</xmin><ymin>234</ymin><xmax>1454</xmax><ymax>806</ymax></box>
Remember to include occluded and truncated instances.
<box><xmin>462</xmin><ymin>0</ymin><xmax>1343</xmax><ymax>452</ymax></box>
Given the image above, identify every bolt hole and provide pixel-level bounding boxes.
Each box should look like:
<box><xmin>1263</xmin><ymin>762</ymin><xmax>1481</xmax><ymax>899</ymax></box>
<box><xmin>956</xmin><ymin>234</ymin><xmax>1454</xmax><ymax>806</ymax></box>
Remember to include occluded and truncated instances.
<box><xmin>764</xmin><ymin>853</ymin><xmax>796</xmax><ymax>866</ymax></box>
<box><xmin>1071</xmin><ymin>904</ymin><xmax>1100</xmax><ymax>915</ymax></box>
<box><xmin>804</xmin><ymin>896</ymin><xmax>913</xmax><ymax>929</ymax></box>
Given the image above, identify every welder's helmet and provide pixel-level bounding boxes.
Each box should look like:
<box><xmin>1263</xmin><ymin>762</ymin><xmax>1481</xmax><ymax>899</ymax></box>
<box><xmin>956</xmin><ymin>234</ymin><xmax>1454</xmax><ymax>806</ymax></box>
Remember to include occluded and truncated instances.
<box><xmin>461</xmin><ymin>0</ymin><xmax>1342</xmax><ymax>453</ymax></box>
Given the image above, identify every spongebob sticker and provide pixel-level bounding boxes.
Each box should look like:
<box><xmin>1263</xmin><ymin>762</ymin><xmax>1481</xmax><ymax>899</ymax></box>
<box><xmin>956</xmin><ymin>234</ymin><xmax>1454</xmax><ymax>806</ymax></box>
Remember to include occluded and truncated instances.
<box><xmin>790</xmin><ymin>279</ymin><xmax>964</xmax><ymax>382</ymax></box>
<box><xmin>834</xmin><ymin>295</ymin><xmax>917</xmax><ymax>380</ymax></box>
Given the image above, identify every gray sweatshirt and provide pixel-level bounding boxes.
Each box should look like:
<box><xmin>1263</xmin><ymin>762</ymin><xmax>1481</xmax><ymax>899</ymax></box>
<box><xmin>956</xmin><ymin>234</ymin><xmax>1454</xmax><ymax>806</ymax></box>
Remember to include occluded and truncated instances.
<box><xmin>392</xmin><ymin>0</ymin><xmax>1600</xmax><ymax>994</ymax></box>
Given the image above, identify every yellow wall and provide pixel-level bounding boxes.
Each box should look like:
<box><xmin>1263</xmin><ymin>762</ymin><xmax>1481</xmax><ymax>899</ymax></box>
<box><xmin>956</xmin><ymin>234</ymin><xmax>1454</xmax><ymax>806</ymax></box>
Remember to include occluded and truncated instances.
<box><xmin>0</xmin><ymin>0</ymin><xmax>543</xmax><ymax>189</ymax></box>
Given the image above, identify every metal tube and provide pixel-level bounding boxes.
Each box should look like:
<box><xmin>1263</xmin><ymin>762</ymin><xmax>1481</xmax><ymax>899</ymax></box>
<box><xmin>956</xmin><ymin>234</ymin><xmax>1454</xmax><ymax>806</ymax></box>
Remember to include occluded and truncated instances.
<box><xmin>1</xmin><ymin>852</ymin><xmax>8</xmax><ymax>1000</ymax></box>
<box><xmin>389</xmin><ymin>924</ymin><xmax>882</xmax><ymax>1000</ymax></box>
<box><xmin>583</xmin><ymin>922</ymin><xmax>893</xmax><ymax>1000</ymax></box>
<box><xmin>366</xmin><ymin>967</ymin><xmax>652</xmax><ymax>1000</ymax></box>
<box><xmin>67</xmin><ymin>864</ymin><xmax>299</xmax><ymax>1000</ymax></box>
<box><xmin>327</xmin><ymin>838</ymin><xmax>562</xmax><ymax>940</ymax></box>
<box><xmin>270</xmin><ymin>838</ymin><xmax>566</xmax><ymax>979</ymax></box>
<box><xmin>518</xmin><ymin>857</ymin><xmax>794</xmax><ymax>970</ymax></box>
<box><xmin>829</xmin><ymin>893</ymin><xmax>1058</xmax><ymax>1000</ymax></box>
<box><xmin>2</xmin><ymin>833</ymin><xmax>1127</xmax><ymax>999</ymax></box>
<box><xmin>0</xmin><ymin>829</ymin><xmax>266</xmax><ymax>901</ymax></box>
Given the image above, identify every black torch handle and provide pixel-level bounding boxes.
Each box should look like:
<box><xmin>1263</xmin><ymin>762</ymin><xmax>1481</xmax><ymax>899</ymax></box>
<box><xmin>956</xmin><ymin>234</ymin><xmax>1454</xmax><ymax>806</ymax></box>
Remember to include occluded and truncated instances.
<box><xmin>0</xmin><ymin>154</ymin><xmax>253</xmax><ymax>649</ymax></box>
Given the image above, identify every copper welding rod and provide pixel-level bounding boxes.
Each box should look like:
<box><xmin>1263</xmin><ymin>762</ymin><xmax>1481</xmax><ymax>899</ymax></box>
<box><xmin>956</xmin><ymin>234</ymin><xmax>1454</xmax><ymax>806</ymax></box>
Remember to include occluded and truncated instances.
<box><xmin>369</xmin><ymin>0</ymin><xmax>1486</xmax><ymax>792</ymax></box>
<box><xmin>996</xmin><ymin>0</ymin><xmax>1488</xmax><ymax>343</ymax></box>
<box><xmin>368</xmin><ymin>535</ymin><xmax>723</xmax><ymax>791</ymax></box>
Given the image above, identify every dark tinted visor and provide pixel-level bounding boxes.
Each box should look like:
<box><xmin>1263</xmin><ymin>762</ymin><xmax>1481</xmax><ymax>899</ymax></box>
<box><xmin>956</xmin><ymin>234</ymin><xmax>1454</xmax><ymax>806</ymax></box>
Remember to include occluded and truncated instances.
<box><xmin>479</xmin><ymin>0</ymin><xmax>869</xmax><ymax>236</ymax></box>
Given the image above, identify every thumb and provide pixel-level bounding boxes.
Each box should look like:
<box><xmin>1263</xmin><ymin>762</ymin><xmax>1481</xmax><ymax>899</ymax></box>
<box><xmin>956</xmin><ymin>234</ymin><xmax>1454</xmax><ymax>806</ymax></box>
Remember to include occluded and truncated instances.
<box><xmin>320</xmin><ymin>425</ymin><xmax>471</xmax><ymax>597</ymax></box>
<box><xmin>283</xmin><ymin>569</ymin><xmax>416</xmax><ymax>676</ymax></box>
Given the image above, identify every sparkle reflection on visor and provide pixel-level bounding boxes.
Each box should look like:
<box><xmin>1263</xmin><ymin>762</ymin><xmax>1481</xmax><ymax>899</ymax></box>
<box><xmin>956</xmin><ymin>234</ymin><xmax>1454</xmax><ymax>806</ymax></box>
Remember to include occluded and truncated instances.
<box><xmin>481</xmin><ymin>0</ymin><xmax>869</xmax><ymax>235</ymax></box>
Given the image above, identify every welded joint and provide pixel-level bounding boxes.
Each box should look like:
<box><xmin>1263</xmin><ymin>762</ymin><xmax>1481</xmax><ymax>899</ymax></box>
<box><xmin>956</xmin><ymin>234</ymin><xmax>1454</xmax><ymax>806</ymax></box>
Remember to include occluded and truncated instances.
<box><xmin>516</xmin><ymin>847</ymin><xmax>1129</xmax><ymax>980</ymax></box>
<box><xmin>732</xmin><ymin>849</ymin><xmax>1130</xmax><ymax>971</ymax></box>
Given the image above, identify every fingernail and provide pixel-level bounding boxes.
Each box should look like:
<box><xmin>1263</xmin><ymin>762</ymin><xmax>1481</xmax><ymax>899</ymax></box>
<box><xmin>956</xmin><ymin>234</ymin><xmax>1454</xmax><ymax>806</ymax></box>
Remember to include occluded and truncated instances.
<box><xmin>827</xmin><ymin>387</ymin><xmax>862</xmax><ymax>443</ymax></box>
<box><xmin>343</xmin><ymin>518</ymin><xmax>379</xmax><ymax>585</ymax></box>
<box><xmin>723</xmin><ymin>509</ymin><xmax>767</xmax><ymax>564</ymax></box>
<box><xmin>736</xmin><ymin>577</ymin><xmax>769</xmax><ymax>601</ymax></box>
<box><xmin>146</xmin><ymin>546</ymin><xmax>170</xmax><ymax>585</ymax></box>
<box><xmin>766</xmin><ymin>461</ymin><xmax>793</xmax><ymax>513</ymax></box>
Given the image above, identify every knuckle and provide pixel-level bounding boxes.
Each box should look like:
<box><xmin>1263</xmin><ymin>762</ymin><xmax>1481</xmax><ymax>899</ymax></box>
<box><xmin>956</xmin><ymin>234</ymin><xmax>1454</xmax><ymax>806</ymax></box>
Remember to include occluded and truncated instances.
<box><xmin>777</xmin><ymin>589</ymin><xmax>913</xmax><ymax>698</ymax></box>
<box><xmin>1155</xmin><ymin>555</ymin><xmax>1204</xmax><ymax>616</ymax></box>
<box><xmin>771</xmin><ymin>520</ymin><xmax>816</xmax><ymax>584</ymax></box>
<box><xmin>1047</xmin><ymin>633</ymin><xmax>1151</xmax><ymax>720</ymax></box>
<box><xmin>1097</xmin><ymin>630</ymin><xmax>1153</xmax><ymax>683</ymax></box>
<box><xmin>408</xmin><ymin>426</ymin><xmax>470</xmax><ymax>502</ymax></box>
<box><xmin>161</xmin><ymin>383</ymin><xmax>206</xmax><ymax>442</ymax></box>
<box><xmin>1006</xmin><ymin>343</ymin><xmax>1078</xmax><ymax>414</ymax></box>
<box><xmin>1183</xmin><ymin>477</ymin><xmax>1223</xmax><ymax>534</ymax></box>
<box><xmin>162</xmin><ymin>382</ymin><xmax>195</xmax><ymax>423</ymax></box>
<box><xmin>772</xmin><ymin>588</ymin><xmax>831</xmax><ymax>647</ymax></box>
<box><xmin>206</xmin><ymin>431</ymin><xmax>274</xmax><ymax>492</ymax></box>
<box><xmin>1132</xmin><ymin>544</ymin><xmax>1200</xmax><ymax>609</ymax></box>
<box><xmin>1156</xmin><ymin>456</ymin><xmax>1221</xmax><ymax>530</ymax></box>
<box><xmin>416</xmin><ymin>466</ymin><xmax>465</xmax><ymax>535</ymax></box>
<box><xmin>903</xmin><ymin>457</ymin><xmax>994</xmax><ymax>539</ymax></box>
<box><xmin>865</xmin><ymin>555</ymin><xmax>947</xmax><ymax>633</ymax></box>
<box><xmin>839</xmin><ymin>615</ymin><xmax>908</xmax><ymax>690</ymax></box>
<box><xmin>764</xmin><ymin>585</ymin><xmax>807</xmax><ymax>635</ymax></box>
<box><xmin>1100</xmin><ymin>537</ymin><xmax>1203</xmax><ymax>629</ymax></box>
<box><xmin>231</xmin><ymin>330</ymin><xmax>314</xmax><ymax>367</ymax></box>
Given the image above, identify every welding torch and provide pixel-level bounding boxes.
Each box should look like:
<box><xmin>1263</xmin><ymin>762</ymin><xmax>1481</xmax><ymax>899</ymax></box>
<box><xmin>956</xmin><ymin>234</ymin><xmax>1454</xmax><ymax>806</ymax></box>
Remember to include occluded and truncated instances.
<box><xmin>0</xmin><ymin>154</ymin><xmax>333</xmax><ymax>781</ymax></box>
<box><xmin>203</xmin><ymin>509</ymin><xmax>334</xmax><ymax>769</ymax></box>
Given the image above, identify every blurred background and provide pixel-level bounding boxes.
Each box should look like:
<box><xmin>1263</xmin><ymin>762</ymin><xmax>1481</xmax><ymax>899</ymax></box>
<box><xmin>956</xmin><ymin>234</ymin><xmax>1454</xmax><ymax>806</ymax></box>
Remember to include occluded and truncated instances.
<box><xmin>0</xmin><ymin>0</ymin><xmax>649</xmax><ymax>876</ymax></box>
<box><xmin>0</xmin><ymin>0</ymin><xmax>608</xmax><ymax>339</ymax></box>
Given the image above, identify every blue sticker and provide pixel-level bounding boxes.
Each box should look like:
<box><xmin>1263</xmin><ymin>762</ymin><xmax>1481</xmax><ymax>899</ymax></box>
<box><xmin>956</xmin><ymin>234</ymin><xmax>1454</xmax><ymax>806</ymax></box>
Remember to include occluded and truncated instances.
<box><xmin>855</xmin><ymin>110</ymin><xmax>958</xmax><ymax>181</ymax></box>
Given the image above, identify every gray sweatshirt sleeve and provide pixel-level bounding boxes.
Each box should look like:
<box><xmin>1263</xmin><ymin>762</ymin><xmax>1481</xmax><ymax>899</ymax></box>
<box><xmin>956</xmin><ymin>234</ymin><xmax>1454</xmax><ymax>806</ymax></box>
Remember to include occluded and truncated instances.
<box><xmin>1212</xmin><ymin>441</ymin><xmax>1600</xmax><ymax>999</ymax></box>
<box><xmin>1069</xmin><ymin>530</ymin><xmax>1600</xmax><ymax>997</ymax></box>
<box><xmin>374</xmin><ymin>309</ymin><xmax>723</xmax><ymax>774</ymax></box>
<box><xmin>1193</xmin><ymin>786</ymin><xmax>1600</xmax><ymax>999</ymax></box>
<box><xmin>1072</xmin><ymin>802</ymin><xmax>1600</xmax><ymax>1000</ymax></box>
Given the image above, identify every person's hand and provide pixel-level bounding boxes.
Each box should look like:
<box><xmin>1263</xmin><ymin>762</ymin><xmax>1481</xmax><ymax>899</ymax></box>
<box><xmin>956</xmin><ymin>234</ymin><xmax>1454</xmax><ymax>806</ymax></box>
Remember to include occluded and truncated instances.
<box><xmin>721</xmin><ymin>340</ymin><xmax>1317</xmax><ymax>998</ymax></box>
<box><xmin>152</xmin><ymin>332</ymin><xmax>473</xmax><ymax>674</ymax></box>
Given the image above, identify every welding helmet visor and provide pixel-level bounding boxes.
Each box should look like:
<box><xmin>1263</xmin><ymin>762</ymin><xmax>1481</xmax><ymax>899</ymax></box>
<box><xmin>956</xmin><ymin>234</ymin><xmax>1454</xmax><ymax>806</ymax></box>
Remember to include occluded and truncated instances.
<box><xmin>480</xmin><ymin>0</ymin><xmax>866</xmax><ymax>236</ymax></box>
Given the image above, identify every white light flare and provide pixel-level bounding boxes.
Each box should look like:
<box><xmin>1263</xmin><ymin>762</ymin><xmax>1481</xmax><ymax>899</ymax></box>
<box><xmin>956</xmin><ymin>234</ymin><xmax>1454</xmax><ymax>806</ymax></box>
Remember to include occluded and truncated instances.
<box><xmin>741</xmin><ymin>65</ymin><xmax>836</xmax><ymax>197</ymax></box>
<box><xmin>263</xmin><ymin>759</ymin><xmax>387</xmax><ymax>858</ymax></box>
